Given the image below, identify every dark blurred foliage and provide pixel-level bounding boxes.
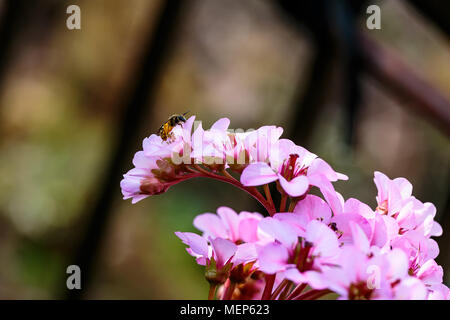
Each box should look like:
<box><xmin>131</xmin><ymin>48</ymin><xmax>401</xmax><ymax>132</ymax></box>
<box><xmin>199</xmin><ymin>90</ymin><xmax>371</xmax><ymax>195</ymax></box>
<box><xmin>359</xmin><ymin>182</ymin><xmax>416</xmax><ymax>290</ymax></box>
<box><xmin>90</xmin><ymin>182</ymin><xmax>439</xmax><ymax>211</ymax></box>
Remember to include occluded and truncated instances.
<box><xmin>0</xmin><ymin>0</ymin><xmax>448</xmax><ymax>299</ymax></box>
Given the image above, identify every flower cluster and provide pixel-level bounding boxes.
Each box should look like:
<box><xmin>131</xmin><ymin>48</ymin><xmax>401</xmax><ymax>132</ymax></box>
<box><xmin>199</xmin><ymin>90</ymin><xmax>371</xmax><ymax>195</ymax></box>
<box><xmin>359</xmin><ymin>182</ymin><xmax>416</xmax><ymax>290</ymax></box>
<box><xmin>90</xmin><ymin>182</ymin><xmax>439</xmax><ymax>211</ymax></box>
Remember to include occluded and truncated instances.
<box><xmin>121</xmin><ymin>116</ymin><xmax>448</xmax><ymax>300</ymax></box>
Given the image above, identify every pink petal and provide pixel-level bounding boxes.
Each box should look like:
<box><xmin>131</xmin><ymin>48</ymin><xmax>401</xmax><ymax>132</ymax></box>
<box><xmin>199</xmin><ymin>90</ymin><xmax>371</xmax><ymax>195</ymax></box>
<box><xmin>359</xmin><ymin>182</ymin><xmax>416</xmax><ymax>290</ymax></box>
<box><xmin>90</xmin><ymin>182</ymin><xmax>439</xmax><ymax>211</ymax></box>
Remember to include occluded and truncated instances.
<box><xmin>393</xmin><ymin>177</ymin><xmax>413</xmax><ymax>199</ymax></box>
<box><xmin>211</xmin><ymin>118</ymin><xmax>230</xmax><ymax>131</ymax></box>
<box><xmin>132</xmin><ymin>151</ymin><xmax>155</xmax><ymax>169</ymax></box>
<box><xmin>283</xmin><ymin>268</ymin><xmax>306</xmax><ymax>284</ymax></box>
<box><xmin>349</xmin><ymin>221</ymin><xmax>370</xmax><ymax>253</ymax></box>
<box><xmin>416</xmin><ymin>260</ymin><xmax>443</xmax><ymax>285</ymax></box>
<box><xmin>258</xmin><ymin>217</ymin><xmax>298</xmax><ymax>248</ymax></box>
<box><xmin>293</xmin><ymin>195</ymin><xmax>332</xmax><ymax>224</ymax></box>
<box><xmin>374</xmin><ymin>171</ymin><xmax>389</xmax><ymax>204</ymax></box>
<box><xmin>258</xmin><ymin>243</ymin><xmax>290</xmax><ymax>274</ymax></box>
<box><xmin>308</xmin><ymin>158</ymin><xmax>348</xmax><ymax>181</ymax></box>
<box><xmin>130</xmin><ymin>194</ymin><xmax>149</xmax><ymax>204</ymax></box>
<box><xmin>273</xmin><ymin>212</ymin><xmax>307</xmax><ymax>237</ymax></box>
<box><xmin>381</xmin><ymin>215</ymin><xmax>399</xmax><ymax>242</ymax></box>
<box><xmin>268</xmin><ymin>139</ymin><xmax>295</xmax><ymax>167</ymax></box>
<box><xmin>370</xmin><ymin>216</ymin><xmax>388</xmax><ymax>248</ymax></box>
<box><xmin>385</xmin><ymin>248</ymin><xmax>409</xmax><ymax>280</ymax></box>
<box><xmin>182</xmin><ymin>115</ymin><xmax>196</xmax><ymax>142</ymax></box>
<box><xmin>233</xmin><ymin>243</ymin><xmax>257</xmax><ymax>265</ymax></box>
<box><xmin>217</xmin><ymin>207</ymin><xmax>240</xmax><ymax>242</ymax></box>
<box><xmin>306</xmin><ymin>220</ymin><xmax>339</xmax><ymax>257</ymax></box>
<box><xmin>431</xmin><ymin>221</ymin><xmax>443</xmax><ymax>237</ymax></box>
<box><xmin>210</xmin><ymin>237</ymin><xmax>237</xmax><ymax>267</ymax></box>
<box><xmin>290</xmin><ymin>145</ymin><xmax>317</xmax><ymax>167</ymax></box>
<box><xmin>387</xmin><ymin>182</ymin><xmax>403</xmax><ymax>215</ymax></box>
<box><xmin>238</xmin><ymin>214</ymin><xmax>262</xmax><ymax>243</ymax></box>
<box><xmin>240</xmin><ymin>162</ymin><xmax>278</xmax><ymax>186</ymax></box>
<box><xmin>344</xmin><ymin>198</ymin><xmax>375</xmax><ymax>219</ymax></box>
<box><xmin>193</xmin><ymin>213</ymin><xmax>228</xmax><ymax>239</ymax></box>
<box><xmin>300</xmin><ymin>270</ymin><xmax>330</xmax><ymax>290</ymax></box>
<box><xmin>191</xmin><ymin>122</ymin><xmax>205</xmax><ymax>158</ymax></box>
<box><xmin>278</xmin><ymin>174</ymin><xmax>309</xmax><ymax>197</ymax></box>
<box><xmin>309</xmin><ymin>174</ymin><xmax>343</xmax><ymax>215</ymax></box>
<box><xmin>175</xmin><ymin>232</ymin><xmax>209</xmax><ymax>258</ymax></box>
<box><xmin>331</xmin><ymin>213</ymin><xmax>371</xmax><ymax>246</ymax></box>
<box><xmin>395</xmin><ymin>277</ymin><xmax>427</xmax><ymax>300</ymax></box>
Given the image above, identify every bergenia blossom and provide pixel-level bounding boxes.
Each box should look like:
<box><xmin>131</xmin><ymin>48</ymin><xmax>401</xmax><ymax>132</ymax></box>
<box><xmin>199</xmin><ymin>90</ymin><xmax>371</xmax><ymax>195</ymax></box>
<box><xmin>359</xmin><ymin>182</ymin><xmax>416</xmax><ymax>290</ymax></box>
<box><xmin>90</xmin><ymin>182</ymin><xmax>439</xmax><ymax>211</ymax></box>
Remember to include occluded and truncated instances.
<box><xmin>121</xmin><ymin>116</ymin><xmax>448</xmax><ymax>300</ymax></box>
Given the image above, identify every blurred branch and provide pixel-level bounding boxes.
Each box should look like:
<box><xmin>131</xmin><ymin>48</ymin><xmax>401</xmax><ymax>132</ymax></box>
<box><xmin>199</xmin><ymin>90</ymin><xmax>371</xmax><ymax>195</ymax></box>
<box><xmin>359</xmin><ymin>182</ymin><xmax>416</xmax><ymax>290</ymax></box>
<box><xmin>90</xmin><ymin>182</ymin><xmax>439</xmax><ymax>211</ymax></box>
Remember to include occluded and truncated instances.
<box><xmin>358</xmin><ymin>32</ymin><xmax>450</xmax><ymax>137</ymax></box>
<box><xmin>407</xmin><ymin>0</ymin><xmax>450</xmax><ymax>37</ymax></box>
<box><xmin>0</xmin><ymin>0</ymin><xmax>27</xmax><ymax>96</ymax></box>
<box><xmin>65</xmin><ymin>0</ymin><xmax>185</xmax><ymax>299</ymax></box>
<box><xmin>289</xmin><ymin>41</ymin><xmax>335</xmax><ymax>147</ymax></box>
<box><xmin>276</xmin><ymin>0</ymin><xmax>368</xmax><ymax>148</ymax></box>
<box><xmin>277</xmin><ymin>0</ymin><xmax>450</xmax><ymax>143</ymax></box>
<box><xmin>276</xmin><ymin>0</ymin><xmax>337</xmax><ymax>147</ymax></box>
<box><xmin>0</xmin><ymin>0</ymin><xmax>62</xmax><ymax>86</ymax></box>
<box><xmin>334</xmin><ymin>1</ymin><xmax>365</xmax><ymax>147</ymax></box>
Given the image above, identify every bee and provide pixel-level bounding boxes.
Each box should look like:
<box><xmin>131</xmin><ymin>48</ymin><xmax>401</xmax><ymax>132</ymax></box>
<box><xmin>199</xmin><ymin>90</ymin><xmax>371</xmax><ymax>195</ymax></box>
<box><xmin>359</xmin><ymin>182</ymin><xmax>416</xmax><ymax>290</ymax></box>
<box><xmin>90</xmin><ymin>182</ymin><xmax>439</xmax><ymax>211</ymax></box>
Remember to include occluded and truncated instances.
<box><xmin>157</xmin><ymin>111</ymin><xmax>189</xmax><ymax>141</ymax></box>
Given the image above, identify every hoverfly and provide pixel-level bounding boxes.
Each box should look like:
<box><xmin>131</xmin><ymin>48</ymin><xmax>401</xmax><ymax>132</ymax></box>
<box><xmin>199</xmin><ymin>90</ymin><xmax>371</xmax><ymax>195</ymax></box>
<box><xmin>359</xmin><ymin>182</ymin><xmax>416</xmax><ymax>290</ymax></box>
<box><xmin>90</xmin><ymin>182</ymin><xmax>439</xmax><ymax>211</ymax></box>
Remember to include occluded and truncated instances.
<box><xmin>157</xmin><ymin>111</ymin><xmax>189</xmax><ymax>141</ymax></box>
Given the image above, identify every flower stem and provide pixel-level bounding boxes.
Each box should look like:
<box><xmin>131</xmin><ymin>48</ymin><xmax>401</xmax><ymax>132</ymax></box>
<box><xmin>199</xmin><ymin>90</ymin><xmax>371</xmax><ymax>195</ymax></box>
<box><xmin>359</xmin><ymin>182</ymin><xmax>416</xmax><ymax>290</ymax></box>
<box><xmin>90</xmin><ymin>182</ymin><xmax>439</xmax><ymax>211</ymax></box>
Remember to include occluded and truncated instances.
<box><xmin>221</xmin><ymin>168</ymin><xmax>237</xmax><ymax>181</ymax></box>
<box><xmin>270</xmin><ymin>279</ymin><xmax>289</xmax><ymax>300</ymax></box>
<box><xmin>261</xmin><ymin>274</ymin><xmax>276</xmax><ymax>300</ymax></box>
<box><xmin>286</xmin><ymin>283</ymin><xmax>307</xmax><ymax>300</ymax></box>
<box><xmin>192</xmin><ymin>164</ymin><xmax>213</xmax><ymax>176</ymax></box>
<box><xmin>263</xmin><ymin>184</ymin><xmax>274</xmax><ymax>208</ymax></box>
<box><xmin>208</xmin><ymin>283</ymin><xmax>217</xmax><ymax>300</ymax></box>
<box><xmin>280</xmin><ymin>194</ymin><xmax>288</xmax><ymax>212</ymax></box>
<box><xmin>293</xmin><ymin>289</ymin><xmax>331</xmax><ymax>300</ymax></box>
<box><xmin>288</xmin><ymin>198</ymin><xmax>298</xmax><ymax>212</ymax></box>
<box><xmin>279</xmin><ymin>281</ymin><xmax>293</xmax><ymax>300</ymax></box>
<box><xmin>222</xmin><ymin>281</ymin><xmax>236</xmax><ymax>300</ymax></box>
<box><xmin>190</xmin><ymin>164</ymin><xmax>276</xmax><ymax>215</ymax></box>
<box><xmin>306</xmin><ymin>289</ymin><xmax>331</xmax><ymax>300</ymax></box>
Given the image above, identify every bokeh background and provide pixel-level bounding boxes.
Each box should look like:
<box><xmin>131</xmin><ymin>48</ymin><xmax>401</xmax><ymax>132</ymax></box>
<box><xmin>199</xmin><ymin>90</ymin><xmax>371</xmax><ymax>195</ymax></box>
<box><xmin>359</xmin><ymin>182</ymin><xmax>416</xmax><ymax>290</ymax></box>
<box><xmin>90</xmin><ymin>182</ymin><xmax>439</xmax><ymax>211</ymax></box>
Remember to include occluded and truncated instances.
<box><xmin>0</xmin><ymin>0</ymin><xmax>448</xmax><ymax>299</ymax></box>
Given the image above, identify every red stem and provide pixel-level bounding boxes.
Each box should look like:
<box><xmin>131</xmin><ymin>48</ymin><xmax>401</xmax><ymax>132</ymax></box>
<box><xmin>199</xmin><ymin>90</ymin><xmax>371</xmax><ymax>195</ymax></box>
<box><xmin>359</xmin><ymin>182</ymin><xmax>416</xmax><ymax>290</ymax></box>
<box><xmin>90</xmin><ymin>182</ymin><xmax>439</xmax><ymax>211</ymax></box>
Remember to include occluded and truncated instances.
<box><xmin>279</xmin><ymin>281</ymin><xmax>293</xmax><ymax>300</ymax></box>
<box><xmin>280</xmin><ymin>194</ymin><xmax>287</xmax><ymax>212</ymax></box>
<box><xmin>208</xmin><ymin>283</ymin><xmax>217</xmax><ymax>300</ymax></box>
<box><xmin>190</xmin><ymin>164</ymin><xmax>276</xmax><ymax>215</ymax></box>
<box><xmin>263</xmin><ymin>184</ymin><xmax>275</xmax><ymax>210</ymax></box>
<box><xmin>286</xmin><ymin>283</ymin><xmax>307</xmax><ymax>300</ymax></box>
<box><xmin>222</xmin><ymin>281</ymin><xmax>236</xmax><ymax>300</ymax></box>
<box><xmin>270</xmin><ymin>279</ymin><xmax>289</xmax><ymax>300</ymax></box>
<box><xmin>261</xmin><ymin>274</ymin><xmax>276</xmax><ymax>300</ymax></box>
<box><xmin>293</xmin><ymin>289</ymin><xmax>331</xmax><ymax>300</ymax></box>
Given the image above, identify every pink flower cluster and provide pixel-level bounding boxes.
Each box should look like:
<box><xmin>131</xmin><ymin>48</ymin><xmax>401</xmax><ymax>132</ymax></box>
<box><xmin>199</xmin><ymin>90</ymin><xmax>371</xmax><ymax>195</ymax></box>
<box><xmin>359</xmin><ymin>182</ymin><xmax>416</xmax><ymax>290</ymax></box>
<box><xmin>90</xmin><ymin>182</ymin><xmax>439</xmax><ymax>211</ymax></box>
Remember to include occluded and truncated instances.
<box><xmin>121</xmin><ymin>116</ymin><xmax>448</xmax><ymax>300</ymax></box>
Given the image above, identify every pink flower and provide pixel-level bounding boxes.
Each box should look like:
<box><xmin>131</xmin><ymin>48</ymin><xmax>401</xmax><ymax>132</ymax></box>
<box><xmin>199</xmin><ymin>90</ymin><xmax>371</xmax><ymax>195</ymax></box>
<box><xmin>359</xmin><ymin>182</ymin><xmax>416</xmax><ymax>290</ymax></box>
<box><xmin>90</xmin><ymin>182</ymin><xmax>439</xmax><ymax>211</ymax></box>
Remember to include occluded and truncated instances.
<box><xmin>241</xmin><ymin>139</ymin><xmax>347</xmax><ymax>198</ymax></box>
<box><xmin>305</xmin><ymin>246</ymin><xmax>411</xmax><ymax>299</ymax></box>
<box><xmin>257</xmin><ymin>217</ymin><xmax>340</xmax><ymax>280</ymax></box>
<box><xmin>415</xmin><ymin>259</ymin><xmax>444</xmax><ymax>285</ymax></box>
<box><xmin>174</xmin><ymin>231</ymin><xmax>212</xmax><ymax>266</ymax></box>
<box><xmin>193</xmin><ymin>207</ymin><xmax>263</xmax><ymax>244</ymax></box>
<box><xmin>391</xmin><ymin>230</ymin><xmax>440</xmax><ymax>284</ymax></box>
<box><xmin>190</xmin><ymin>118</ymin><xmax>232</xmax><ymax>164</ymax></box>
<box><xmin>121</xmin><ymin>116</ymin><xmax>447</xmax><ymax>300</ymax></box>
<box><xmin>427</xmin><ymin>283</ymin><xmax>450</xmax><ymax>300</ymax></box>
<box><xmin>175</xmin><ymin>231</ymin><xmax>256</xmax><ymax>271</ymax></box>
<box><xmin>273</xmin><ymin>195</ymin><xmax>333</xmax><ymax>237</ymax></box>
<box><xmin>373</xmin><ymin>172</ymin><xmax>443</xmax><ymax>238</ymax></box>
<box><xmin>374</xmin><ymin>171</ymin><xmax>412</xmax><ymax>215</ymax></box>
<box><xmin>241</xmin><ymin>126</ymin><xmax>284</xmax><ymax>164</ymax></box>
<box><xmin>175</xmin><ymin>208</ymin><xmax>261</xmax><ymax>285</ymax></box>
<box><xmin>120</xmin><ymin>116</ymin><xmax>197</xmax><ymax>203</ymax></box>
<box><xmin>393</xmin><ymin>277</ymin><xmax>428</xmax><ymax>300</ymax></box>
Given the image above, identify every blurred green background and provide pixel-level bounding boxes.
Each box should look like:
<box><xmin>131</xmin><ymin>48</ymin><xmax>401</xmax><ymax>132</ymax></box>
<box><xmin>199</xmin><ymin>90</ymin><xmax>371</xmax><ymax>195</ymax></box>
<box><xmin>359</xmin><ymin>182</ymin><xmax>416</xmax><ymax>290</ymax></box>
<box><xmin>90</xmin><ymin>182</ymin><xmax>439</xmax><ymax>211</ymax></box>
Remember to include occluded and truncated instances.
<box><xmin>0</xmin><ymin>0</ymin><xmax>448</xmax><ymax>299</ymax></box>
